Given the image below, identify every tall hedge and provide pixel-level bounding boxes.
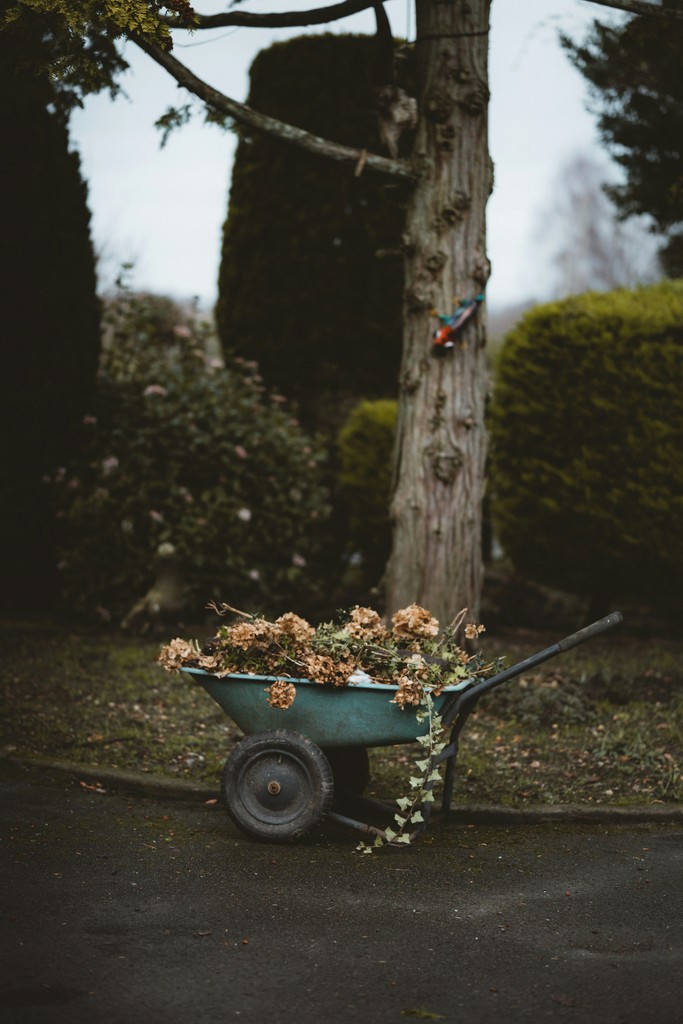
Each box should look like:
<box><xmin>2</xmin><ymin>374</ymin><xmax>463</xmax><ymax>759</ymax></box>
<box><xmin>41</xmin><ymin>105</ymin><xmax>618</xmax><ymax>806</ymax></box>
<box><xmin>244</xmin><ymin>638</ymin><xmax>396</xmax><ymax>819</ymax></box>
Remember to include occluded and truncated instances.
<box><xmin>488</xmin><ymin>281</ymin><xmax>683</xmax><ymax>607</ymax></box>
<box><xmin>0</xmin><ymin>11</ymin><xmax>101</xmax><ymax>610</ymax></box>
<box><xmin>217</xmin><ymin>34</ymin><xmax>410</xmax><ymax>432</ymax></box>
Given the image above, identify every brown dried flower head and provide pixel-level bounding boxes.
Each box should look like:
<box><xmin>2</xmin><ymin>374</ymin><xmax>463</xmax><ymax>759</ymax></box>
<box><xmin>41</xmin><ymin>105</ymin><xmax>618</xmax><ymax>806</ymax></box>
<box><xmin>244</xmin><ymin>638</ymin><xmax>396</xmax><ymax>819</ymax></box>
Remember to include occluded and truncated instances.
<box><xmin>226</xmin><ymin>618</ymin><xmax>275</xmax><ymax>650</ymax></box>
<box><xmin>342</xmin><ymin>606</ymin><xmax>387</xmax><ymax>640</ymax></box>
<box><xmin>196</xmin><ymin>651</ymin><xmax>224</xmax><ymax>674</ymax></box>
<box><xmin>274</xmin><ymin>612</ymin><xmax>315</xmax><ymax>645</ymax></box>
<box><xmin>391</xmin><ymin>674</ymin><xmax>423</xmax><ymax>708</ymax></box>
<box><xmin>265</xmin><ymin>679</ymin><xmax>297</xmax><ymax>709</ymax></box>
<box><xmin>158</xmin><ymin>637</ymin><xmax>199</xmax><ymax>672</ymax></box>
<box><xmin>391</xmin><ymin>604</ymin><xmax>439</xmax><ymax>640</ymax></box>
<box><xmin>464</xmin><ymin>623</ymin><xmax>486</xmax><ymax>640</ymax></box>
<box><xmin>302</xmin><ymin>652</ymin><xmax>358</xmax><ymax>687</ymax></box>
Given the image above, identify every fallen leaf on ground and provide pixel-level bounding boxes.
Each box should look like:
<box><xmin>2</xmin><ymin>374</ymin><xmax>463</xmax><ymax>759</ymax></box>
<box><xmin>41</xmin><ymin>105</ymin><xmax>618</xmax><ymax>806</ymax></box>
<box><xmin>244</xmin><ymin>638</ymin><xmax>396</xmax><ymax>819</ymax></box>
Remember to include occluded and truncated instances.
<box><xmin>79</xmin><ymin>781</ymin><xmax>106</xmax><ymax>794</ymax></box>
<box><xmin>401</xmin><ymin>1010</ymin><xmax>446</xmax><ymax>1021</ymax></box>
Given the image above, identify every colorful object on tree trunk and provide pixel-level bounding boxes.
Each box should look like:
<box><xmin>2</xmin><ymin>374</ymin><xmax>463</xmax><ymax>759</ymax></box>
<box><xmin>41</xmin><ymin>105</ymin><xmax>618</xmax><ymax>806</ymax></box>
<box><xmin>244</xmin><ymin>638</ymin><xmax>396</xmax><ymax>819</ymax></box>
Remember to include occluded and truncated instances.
<box><xmin>432</xmin><ymin>294</ymin><xmax>484</xmax><ymax>351</ymax></box>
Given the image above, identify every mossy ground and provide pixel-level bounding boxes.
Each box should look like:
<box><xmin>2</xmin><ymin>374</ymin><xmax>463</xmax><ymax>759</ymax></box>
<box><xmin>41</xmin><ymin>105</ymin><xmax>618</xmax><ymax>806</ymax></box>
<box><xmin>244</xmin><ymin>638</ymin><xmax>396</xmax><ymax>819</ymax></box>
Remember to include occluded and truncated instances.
<box><xmin>1</xmin><ymin>619</ymin><xmax>681</xmax><ymax>807</ymax></box>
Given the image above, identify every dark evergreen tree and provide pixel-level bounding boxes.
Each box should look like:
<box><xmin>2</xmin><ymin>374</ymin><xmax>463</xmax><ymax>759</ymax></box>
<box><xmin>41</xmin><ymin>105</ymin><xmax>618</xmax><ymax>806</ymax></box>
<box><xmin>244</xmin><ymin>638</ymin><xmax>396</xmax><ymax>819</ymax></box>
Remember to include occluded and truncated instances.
<box><xmin>563</xmin><ymin>2</ymin><xmax>683</xmax><ymax>276</ymax></box>
<box><xmin>217</xmin><ymin>34</ymin><xmax>412</xmax><ymax>432</ymax></box>
<box><xmin>0</xmin><ymin>6</ymin><xmax>101</xmax><ymax>610</ymax></box>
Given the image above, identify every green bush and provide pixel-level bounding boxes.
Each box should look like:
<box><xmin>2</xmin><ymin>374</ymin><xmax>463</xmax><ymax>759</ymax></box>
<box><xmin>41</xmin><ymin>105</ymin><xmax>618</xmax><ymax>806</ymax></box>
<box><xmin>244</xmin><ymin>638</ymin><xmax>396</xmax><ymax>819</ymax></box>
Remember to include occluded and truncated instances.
<box><xmin>52</xmin><ymin>288</ymin><xmax>330</xmax><ymax>622</ymax></box>
<box><xmin>488</xmin><ymin>280</ymin><xmax>683</xmax><ymax>607</ymax></box>
<box><xmin>337</xmin><ymin>398</ymin><xmax>397</xmax><ymax>589</ymax></box>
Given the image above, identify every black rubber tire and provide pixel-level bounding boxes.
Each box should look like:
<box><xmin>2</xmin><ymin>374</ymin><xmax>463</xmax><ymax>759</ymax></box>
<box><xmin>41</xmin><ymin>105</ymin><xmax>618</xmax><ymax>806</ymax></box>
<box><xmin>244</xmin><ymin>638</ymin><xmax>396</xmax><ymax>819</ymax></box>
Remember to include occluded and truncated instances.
<box><xmin>222</xmin><ymin>730</ymin><xmax>334</xmax><ymax>842</ymax></box>
<box><xmin>323</xmin><ymin>746</ymin><xmax>370</xmax><ymax>796</ymax></box>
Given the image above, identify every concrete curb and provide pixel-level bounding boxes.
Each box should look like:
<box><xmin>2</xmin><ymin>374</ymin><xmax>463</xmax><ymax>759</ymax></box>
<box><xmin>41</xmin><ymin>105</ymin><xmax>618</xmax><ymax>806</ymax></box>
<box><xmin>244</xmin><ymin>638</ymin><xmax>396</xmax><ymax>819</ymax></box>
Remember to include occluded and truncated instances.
<box><xmin>4</xmin><ymin>753</ymin><xmax>683</xmax><ymax>825</ymax></box>
<box><xmin>4</xmin><ymin>754</ymin><xmax>218</xmax><ymax>803</ymax></box>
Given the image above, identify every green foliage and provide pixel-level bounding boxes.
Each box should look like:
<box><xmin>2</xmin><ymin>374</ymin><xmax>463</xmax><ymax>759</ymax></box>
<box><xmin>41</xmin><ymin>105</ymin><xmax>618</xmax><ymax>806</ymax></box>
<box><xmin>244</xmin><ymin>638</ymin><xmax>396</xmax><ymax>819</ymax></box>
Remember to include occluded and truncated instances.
<box><xmin>217</xmin><ymin>34</ymin><xmax>411</xmax><ymax>432</ymax></box>
<box><xmin>488</xmin><ymin>281</ymin><xmax>683</xmax><ymax>606</ymax></box>
<box><xmin>562</xmin><ymin>3</ymin><xmax>683</xmax><ymax>275</ymax></box>
<box><xmin>0</xmin><ymin>4</ymin><xmax>101</xmax><ymax>610</ymax></box>
<box><xmin>337</xmin><ymin>399</ymin><xmax>397</xmax><ymax>588</ymax></box>
<box><xmin>2</xmin><ymin>0</ymin><xmax>135</xmax><ymax>111</ymax></box>
<box><xmin>52</xmin><ymin>287</ymin><xmax>331</xmax><ymax>622</ymax></box>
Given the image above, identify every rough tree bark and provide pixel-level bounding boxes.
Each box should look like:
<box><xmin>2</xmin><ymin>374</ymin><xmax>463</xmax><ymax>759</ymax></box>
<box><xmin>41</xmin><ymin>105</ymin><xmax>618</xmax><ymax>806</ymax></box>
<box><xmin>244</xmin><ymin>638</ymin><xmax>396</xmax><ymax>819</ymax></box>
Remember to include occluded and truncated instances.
<box><xmin>384</xmin><ymin>0</ymin><xmax>492</xmax><ymax>626</ymax></box>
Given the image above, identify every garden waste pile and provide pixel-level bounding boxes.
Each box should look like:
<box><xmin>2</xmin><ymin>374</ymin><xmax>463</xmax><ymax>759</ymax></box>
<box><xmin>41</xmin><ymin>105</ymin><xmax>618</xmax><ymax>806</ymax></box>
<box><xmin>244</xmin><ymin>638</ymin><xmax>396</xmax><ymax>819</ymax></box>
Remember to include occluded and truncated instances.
<box><xmin>159</xmin><ymin>603</ymin><xmax>501</xmax><ymax>709</ymax></box>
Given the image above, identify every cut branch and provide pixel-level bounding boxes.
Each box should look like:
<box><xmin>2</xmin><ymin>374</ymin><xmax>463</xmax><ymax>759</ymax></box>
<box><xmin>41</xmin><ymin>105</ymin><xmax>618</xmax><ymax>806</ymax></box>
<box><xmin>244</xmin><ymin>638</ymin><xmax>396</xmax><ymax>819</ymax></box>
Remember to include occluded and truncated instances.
<box><xmin>131</xmin><ymin>34</ymin><xmax>417</xmax><ymax>181</ymax></box>
<box><xmin>583</xmin><ymin>0</ymin><xmax>683</xmax><ymax>19</ymax></box>
<box><xmin>160</xmin><ymin>0</ymin><xmax>386</xmax><ymax>30</ymax></box>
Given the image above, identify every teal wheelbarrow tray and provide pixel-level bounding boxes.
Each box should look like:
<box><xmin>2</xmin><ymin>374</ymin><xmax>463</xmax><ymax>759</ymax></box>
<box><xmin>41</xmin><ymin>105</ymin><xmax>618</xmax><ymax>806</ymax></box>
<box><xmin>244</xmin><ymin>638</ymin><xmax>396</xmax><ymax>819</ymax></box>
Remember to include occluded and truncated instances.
<box><xmin>182</xmin><ymin>612</ymin><xmax>623</xmax><ymax>844</ymax></box>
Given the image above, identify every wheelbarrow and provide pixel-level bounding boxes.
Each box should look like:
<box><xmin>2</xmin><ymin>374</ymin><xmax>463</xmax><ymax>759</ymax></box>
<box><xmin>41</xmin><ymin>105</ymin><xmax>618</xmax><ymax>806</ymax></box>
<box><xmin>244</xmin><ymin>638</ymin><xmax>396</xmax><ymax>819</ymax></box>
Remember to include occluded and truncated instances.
<box><xmin>181</xmin><ymin>612</ymin><xmax>623</xmax><ymax>844</ymax></box>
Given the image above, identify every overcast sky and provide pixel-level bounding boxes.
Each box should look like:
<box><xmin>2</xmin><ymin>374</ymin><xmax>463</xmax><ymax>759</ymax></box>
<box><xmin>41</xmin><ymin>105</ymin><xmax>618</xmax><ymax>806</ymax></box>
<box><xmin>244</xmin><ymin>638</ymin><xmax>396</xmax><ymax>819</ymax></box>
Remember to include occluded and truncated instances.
<box><xmin>69</xmin><ymin>0</ymin><xmax>620</xmax><ymax>311</ymax></box>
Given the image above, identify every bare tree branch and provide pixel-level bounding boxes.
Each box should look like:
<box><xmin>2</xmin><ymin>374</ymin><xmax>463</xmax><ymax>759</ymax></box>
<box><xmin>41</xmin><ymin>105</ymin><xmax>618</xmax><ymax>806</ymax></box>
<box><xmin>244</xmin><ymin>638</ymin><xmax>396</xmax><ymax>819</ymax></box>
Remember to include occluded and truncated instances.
<box><xmin>160</xmin><ymin>0</ymin><xmax>385</xmax><ymax>30</ymax></box>
<box><xmin>583</xmin><ymin>0</ymin><xmax>683</xmax><ymax>20</ymax></box>
<box><xmin>131</xmin><ymin>33</ymin><xmax>417</xmax><ymax>181</ymax></box>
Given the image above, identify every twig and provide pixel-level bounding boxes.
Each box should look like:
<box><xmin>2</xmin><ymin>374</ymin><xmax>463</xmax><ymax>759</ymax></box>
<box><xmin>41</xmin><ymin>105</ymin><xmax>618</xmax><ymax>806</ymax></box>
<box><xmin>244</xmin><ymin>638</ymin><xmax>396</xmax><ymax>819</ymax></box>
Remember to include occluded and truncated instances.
<box><xmin>205</xmin><ymin>601</ymin><xmax>252</xmax><ymax>619</ymax></box>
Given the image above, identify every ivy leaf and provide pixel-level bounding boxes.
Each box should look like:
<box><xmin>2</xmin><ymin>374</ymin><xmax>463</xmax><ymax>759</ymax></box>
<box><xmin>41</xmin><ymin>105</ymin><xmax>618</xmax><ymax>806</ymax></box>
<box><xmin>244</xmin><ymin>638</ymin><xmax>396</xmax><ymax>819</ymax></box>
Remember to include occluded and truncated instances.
<box><xmin>394</xmin><ymin>834</ymin><xmax>412</xmax><ymax>844</ymax></box>
<box><xmin>396</xmin><ymin>796</ymin><xmax>411</xmax><ymax>811</ymax></box>
<box><xmin>409</xmin><ymin>776</ymin><xmax>422</xmax><ymax>789</ymax></box>
<box><xmin>415</xmin><ymin>759</ymin><xmax>430</xmax><ymax>772</ymax></box>
<box><xmin>410</xmin><ymin>810</ymin><xmax>424</xmax><ymax>823</ymax></box>
<box><xmin>384</xmin><ymin>826</ymin><xmax>398</xmax><ymax>842</ymax></box>
<box><xmin>428</xmin><ymin>770</ymin><xmax>442</xmax><ymax>782</ymax></box>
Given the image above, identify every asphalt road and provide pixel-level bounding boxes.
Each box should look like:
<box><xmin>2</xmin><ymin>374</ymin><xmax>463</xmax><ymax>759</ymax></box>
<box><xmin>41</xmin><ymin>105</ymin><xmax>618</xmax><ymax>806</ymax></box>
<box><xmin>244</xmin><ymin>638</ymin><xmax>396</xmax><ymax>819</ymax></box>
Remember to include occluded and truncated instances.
<box><xmin>1</xmin><ymin>763</ymin><xmax>682</xmax><ymax>1024</ymax></box>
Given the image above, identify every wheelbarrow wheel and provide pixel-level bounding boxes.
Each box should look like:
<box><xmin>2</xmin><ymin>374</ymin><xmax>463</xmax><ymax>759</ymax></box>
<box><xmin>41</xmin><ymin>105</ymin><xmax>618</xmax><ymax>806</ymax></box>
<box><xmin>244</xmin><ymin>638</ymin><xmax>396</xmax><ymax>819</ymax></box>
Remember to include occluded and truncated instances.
<box><xmin>222</xmin><ymin>729</ymin><xmax>334</xmax><ymax>842</ymax></box>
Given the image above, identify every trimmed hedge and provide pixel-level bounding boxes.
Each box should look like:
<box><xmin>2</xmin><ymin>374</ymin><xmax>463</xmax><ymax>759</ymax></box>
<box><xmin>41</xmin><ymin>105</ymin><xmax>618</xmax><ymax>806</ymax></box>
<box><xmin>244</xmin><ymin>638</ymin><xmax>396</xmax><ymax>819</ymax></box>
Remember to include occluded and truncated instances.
<box><xmin>337</xmin><ymin>398</ymin><xmax>397</xmax><ymax>589</ymax></box>
<box><xmin>488</xmin><ymin>281</ymin><xmax>683</xmax><ymax>605</ymax></box>
<box><xmin>217</xmin><ymin>34</ymin><xmax>411</xmax><ymax>432</ymax></box>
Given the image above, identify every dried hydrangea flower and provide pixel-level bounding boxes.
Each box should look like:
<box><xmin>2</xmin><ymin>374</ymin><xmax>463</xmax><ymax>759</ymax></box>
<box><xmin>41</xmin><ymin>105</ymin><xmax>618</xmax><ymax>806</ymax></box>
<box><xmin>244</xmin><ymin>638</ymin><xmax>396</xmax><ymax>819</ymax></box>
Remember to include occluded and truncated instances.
<box><xmin>342</xmin><ymin>606</ymin><xmax>388</xmax><ymax>640</ymax></box>
<box><xmin>265</xmin><ymin>679</ymin><xmax>297</xmax><ymax>709</ymax></box>
<box><xmin>227</xmin><ymin>618</ymin><xmax>275</xmax><ymax>650</ymax></box>
<box><xmin>197</xmin><ymin>651</ymin><xmax>232</xmax><ymax>675</ymax></box>
<box><xmin>391</xmin><ymin>604</ymin><xmax>440</xmax><ymax>640</ymax></box>
<box><xmin>391</xmin><ymin>675</ymin><xmax>423</xmax><ymax>708</ymax></box>
<box><xmin>464</xmin><ymin>623</ymin><xmax>486</xmax><ymax>640</ymax></box>
<box><xmin>302</xmin><ymin>653</ymin><xmax>358</xmax><ymax>687</ymax></box>
<box><xmin>274</xmin><ymin>612</ymin><xmax>315</xmax><ymax>644</ymax></box>
<box><xmin>158</xmin><ymin>637</ymin><xmax>200</xmax><ymax>672</ymax></box>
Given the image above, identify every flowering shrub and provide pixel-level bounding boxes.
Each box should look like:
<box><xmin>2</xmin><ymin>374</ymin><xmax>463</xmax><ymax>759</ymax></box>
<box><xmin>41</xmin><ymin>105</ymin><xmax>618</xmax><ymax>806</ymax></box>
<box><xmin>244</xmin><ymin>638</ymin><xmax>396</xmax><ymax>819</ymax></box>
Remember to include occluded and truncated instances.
<box><xmin>51</xmin><ymin>288</ymin><xmax>330</xmax><ymax>621</ymax></box>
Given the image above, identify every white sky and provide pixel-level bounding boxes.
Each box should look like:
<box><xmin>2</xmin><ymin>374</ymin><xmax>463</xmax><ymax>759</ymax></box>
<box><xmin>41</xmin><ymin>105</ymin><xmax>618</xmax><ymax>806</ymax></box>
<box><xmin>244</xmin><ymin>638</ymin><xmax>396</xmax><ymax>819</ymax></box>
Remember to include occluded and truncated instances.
<box><xmin>70</xmin><ymin>0</ymin><xmax>620</xmax><ymax>311</ymax></box>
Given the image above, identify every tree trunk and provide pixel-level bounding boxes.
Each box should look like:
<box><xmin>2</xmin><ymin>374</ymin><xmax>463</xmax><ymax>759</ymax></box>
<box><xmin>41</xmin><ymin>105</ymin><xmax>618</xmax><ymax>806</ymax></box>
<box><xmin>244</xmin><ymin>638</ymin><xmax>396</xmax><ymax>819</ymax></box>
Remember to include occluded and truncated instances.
<box><xmin>385</xmin><ymin>0</ymin><xmax>492</xmax><ymax>627</ymax></box>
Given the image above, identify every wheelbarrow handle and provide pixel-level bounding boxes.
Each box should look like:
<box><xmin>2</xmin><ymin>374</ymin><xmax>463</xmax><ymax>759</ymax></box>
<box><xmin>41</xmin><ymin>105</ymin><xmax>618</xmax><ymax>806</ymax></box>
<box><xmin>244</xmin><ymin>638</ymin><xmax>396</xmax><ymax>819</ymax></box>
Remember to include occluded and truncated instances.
<box><xmin>556</xmin><ymin>611</ymin><xmax>623</xmax><ymax>651</ymax></box>
<box><xmin>442</xmin><ymin>611</ymin><xmax>623</xmax><ymax>721</ymax></box>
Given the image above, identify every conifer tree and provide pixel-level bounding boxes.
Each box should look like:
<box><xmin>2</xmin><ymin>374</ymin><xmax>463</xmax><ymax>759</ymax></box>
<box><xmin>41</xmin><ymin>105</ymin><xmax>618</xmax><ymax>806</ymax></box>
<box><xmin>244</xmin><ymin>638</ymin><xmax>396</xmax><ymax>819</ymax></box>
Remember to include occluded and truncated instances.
<box><xmin>0</xmin><ymin>5</ymin><xmax>101</xmax><ymax>609</ymax></box>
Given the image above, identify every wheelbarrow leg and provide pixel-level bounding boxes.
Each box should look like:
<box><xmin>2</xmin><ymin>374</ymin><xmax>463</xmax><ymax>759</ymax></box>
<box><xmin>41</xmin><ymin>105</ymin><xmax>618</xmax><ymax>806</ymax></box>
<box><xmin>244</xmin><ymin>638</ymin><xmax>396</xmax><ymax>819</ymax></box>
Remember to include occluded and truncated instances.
<box><xmin>439</xmin><ymin>705</ymin><xmax>477</xmax><ymax>814</ymax></box>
